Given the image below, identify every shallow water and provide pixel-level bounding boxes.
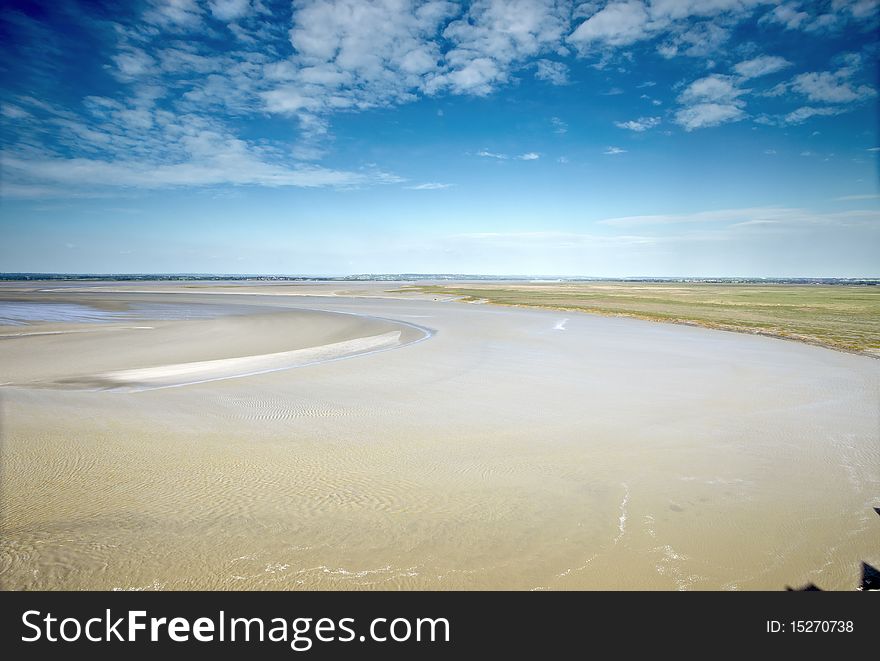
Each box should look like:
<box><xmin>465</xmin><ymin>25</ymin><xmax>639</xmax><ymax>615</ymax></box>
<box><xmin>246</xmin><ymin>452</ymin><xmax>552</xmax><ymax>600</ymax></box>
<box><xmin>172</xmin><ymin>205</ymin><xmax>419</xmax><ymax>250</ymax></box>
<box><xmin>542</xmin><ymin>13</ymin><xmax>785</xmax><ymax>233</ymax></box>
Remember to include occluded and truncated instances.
<box><xmin>0</xmin><ymin>299</ymin><xmax>268</xmax><ymax>327</ymax></box>
<box><xmin>0</xmin><ymin>302</ymin><xmax>123</xmax><ymax>325</ymax></box>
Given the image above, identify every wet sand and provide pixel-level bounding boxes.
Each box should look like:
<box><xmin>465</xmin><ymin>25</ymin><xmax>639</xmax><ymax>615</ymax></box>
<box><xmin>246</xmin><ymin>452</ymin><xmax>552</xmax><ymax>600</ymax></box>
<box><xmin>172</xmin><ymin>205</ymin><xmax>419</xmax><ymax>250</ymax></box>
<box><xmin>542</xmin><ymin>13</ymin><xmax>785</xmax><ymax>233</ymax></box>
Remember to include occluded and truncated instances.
<box><xmin>0</xmin><ymin>281</ymin><xmax>878</xmax><ymax>590</ymax></box>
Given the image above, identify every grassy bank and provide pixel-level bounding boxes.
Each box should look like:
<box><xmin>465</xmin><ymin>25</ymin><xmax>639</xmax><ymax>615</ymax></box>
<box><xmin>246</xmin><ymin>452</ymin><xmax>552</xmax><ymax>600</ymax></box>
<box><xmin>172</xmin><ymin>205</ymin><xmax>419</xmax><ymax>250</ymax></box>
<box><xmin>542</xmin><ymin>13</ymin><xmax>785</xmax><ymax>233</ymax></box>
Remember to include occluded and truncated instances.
<box><xmin>401</xmin><ymin>282</ymin><xmax>880</xmax><ymax>356</ymax></box>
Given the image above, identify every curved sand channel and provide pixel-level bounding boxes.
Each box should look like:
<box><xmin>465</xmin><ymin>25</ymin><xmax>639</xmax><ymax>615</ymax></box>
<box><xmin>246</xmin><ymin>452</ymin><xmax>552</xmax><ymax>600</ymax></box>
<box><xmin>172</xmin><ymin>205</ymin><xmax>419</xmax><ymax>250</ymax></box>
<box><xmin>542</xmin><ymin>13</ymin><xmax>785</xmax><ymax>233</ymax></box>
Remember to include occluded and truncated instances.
<box><xmin>0</xmin><ymin>304</ymin><xmax>429</xmax><ymax>391</ymax></box>
<box><xmin>0</xmin><ymin>283</ymin><xmax>877</xmax><ymax>590</ymax></box>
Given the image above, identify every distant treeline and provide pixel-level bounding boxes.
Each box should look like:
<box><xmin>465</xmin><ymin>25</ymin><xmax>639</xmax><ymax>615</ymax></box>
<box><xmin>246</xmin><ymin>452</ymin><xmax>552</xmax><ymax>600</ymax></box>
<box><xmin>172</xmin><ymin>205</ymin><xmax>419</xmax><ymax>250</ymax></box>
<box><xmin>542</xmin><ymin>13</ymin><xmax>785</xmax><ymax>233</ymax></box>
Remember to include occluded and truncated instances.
<box><xmin>1</xmin><ymin>273</ymin><xmax>878</xmax><ymax>285</ymax></box>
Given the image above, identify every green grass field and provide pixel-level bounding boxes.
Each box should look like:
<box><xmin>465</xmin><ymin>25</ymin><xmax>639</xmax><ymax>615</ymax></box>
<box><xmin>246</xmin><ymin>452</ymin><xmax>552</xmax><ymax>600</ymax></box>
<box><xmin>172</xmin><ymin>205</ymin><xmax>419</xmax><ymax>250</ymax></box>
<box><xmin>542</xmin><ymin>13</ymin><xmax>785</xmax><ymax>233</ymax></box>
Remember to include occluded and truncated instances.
<box><xmin>402</xmin><ymin>282</ymin><xmax>880</xmax><ymax>356</ymax></box>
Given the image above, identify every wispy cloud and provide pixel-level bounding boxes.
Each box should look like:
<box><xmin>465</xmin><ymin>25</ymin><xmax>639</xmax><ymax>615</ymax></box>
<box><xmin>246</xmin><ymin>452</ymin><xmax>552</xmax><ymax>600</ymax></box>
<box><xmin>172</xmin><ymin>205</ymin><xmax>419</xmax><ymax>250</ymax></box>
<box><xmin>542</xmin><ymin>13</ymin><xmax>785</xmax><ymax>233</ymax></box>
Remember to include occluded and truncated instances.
<box><xmin>760</xmin><ymin>1</ymin><xmax>879</xmax><ymax>34</ymax></box>
<box><xmin>733</xmin><ymin>55</ymin><xmax>792</xmax><ymax>79</ymax></box>
<box><xmin>614</xmin><ymin>116</ymin><xmax>661</xmax><ymax>131</ymax></box>
<box><xmin>604</xmin><ymin>146</ymin><xmax>627</xmax><ymax>155</ymax></box>
<box><xmin>517</xmin><ymin>152</ymin><xmax>540</xmax><ymax>160</ymax></box>
<box><xmin>597</xmin><ymin>206</ymin><xmax>880</xmax><ymax>228</ymax></box>
<box><xmin>836</xmin><ymin>194</ymin><xmax>880</xmax><ymax>201</ymax></box>
<box><xmin>534</xmin><ymin>59</ymin><xmax>569</xmax><ymax>85</ymax></box>
<box><xmin>405</xmin><ymin>182</ymin><xmax>454</xmax><ymax>190</ymax></box>
<box><xmin>476</xmin><ymin>149</ymin><xmax>508</xmax><ymax>160</ymax></box>
<box><xmin>550</xmin><ymin>116</ymin><xmax>568</xmax><ymax>134</ymax></box>
<box><xmin>451</xmin><ymin>231</ymin><xmax>657</xmax><ymax>248</ymax></box>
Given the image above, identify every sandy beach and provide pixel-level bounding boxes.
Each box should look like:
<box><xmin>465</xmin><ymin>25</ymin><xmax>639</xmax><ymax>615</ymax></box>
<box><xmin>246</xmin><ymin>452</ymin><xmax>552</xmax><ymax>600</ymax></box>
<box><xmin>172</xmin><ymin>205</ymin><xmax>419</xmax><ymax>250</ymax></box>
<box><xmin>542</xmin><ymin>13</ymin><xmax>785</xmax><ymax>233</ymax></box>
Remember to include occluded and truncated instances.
<box><xmin>1</xmin><ymin>281</ymin><xmax>878</xmax><ymax>590</ymax></box>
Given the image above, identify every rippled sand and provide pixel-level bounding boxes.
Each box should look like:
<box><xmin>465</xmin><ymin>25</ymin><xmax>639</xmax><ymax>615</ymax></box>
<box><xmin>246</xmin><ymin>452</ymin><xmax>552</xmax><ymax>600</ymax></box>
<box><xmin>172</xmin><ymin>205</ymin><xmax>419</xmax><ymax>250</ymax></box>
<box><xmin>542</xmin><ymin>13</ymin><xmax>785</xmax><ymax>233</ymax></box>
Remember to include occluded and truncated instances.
<box><xmin>1</xmin><ymin>282</ymin><xmax>878</xmax><ymax>590</ymax></box>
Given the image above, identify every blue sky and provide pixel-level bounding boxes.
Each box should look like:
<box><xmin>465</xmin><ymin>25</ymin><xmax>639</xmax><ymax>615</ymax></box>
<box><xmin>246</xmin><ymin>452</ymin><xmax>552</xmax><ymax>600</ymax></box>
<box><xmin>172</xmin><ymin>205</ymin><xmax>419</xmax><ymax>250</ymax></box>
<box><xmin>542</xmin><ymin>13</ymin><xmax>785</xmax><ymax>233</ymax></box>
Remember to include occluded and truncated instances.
<box><xmin>1</xmin><ymin>0</ymin><xmax>878</xmax><ymax>276</ymax></box>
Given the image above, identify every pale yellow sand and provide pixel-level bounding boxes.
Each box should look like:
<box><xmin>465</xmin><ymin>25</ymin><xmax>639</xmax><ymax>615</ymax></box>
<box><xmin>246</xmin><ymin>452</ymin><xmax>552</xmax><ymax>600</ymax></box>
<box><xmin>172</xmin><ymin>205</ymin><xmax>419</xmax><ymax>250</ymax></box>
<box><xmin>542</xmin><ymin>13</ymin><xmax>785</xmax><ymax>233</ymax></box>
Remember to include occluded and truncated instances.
<box><xmin>0</xmin><ymin>282</ymin><xmax>878</xmax><ymax>590</ymax></box>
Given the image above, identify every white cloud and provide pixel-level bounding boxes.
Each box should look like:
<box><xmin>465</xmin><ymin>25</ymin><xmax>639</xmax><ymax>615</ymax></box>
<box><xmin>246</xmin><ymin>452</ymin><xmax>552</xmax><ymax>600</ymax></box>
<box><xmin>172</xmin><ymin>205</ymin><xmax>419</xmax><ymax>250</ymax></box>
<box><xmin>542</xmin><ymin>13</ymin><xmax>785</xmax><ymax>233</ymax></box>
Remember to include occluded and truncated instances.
<box><xmin>1</xmin><ymin>104</ymin><xmax>32</xmax><ymax>119</ymax></box>
<box><xmin>405</xmin><ymin>182</ymin><xmax>453</xmax><ymax>189</ymax></box>
<box><xmin>604</xmin><ymin>146</ymin><xmax>627</xmax><ymax>155</ymax></box>
<box><xmin>517</xmin><ymin>152</ymin><xmax>540</xmax><ymax>160</ymax></box>
<box><xmin>656</xmin><ymin>20</ymin><xmax>730</xmax><ymax>59</ymax></box>
<box><xmin>534</xmin><ymin>59</ymin><xmax>569</xmax><ymax>85</ymax></box>
<box><xmin>615</xmin><ymin>116</ymin><xmax>661</xmax><ymax>131</ymax></box>
<box><xmin>568</xmin><ymin>0</ymin><xmax>775</xmax><ymax>58</ymax></box>
<box><xmin>282</xmin><ymin>0</ymin><xmax>457</xmax><ymax>109</ymax></box>
<box><xmin>597</xmin><ymin>206</ymin><xmax>879</xmax><ymax>227</ymax></box>
<box><xmin>429</xmin><ymin>0</ymin><xmax>570</xmax><ymax>95</ymax></box>
<box><xmin>550</xmin><ymin>116</ymin><xmax>568</xmax><ymax>134</ymax></box>
<box><xmin>674</xmin><ymin>74</ymin><xmax>747</xmax><ymax>130</ymax></box>
<box><xmin>760</xmin><ymin>2</ymin><xmax>809</xmax><ymax>30</ymax></box>
<box><xmin>144</xmin><ymin>0</ymin><xmax>203</xmax><ymax>29</ymax></box>
<box><xmin>208</xmin><ymin>0</ymin><xmax>252</xmax><ymax>22</ymax></box>
<box><xmin>113</xmin><ymin>49</ymin><xmax>157</xmax><ymax>80</ymax></box>
<box><xmin>2</xmin><ymin>152</ymin><xmax>398</xmax><ymax>191</ymax></box>
<box><xmin>568</xmin><ymin>0</ymin><xmax>651</xmax><ymax>49</ymax></box>
<box><xmin>790</xmin><ymin>71</ymin><xmax>877</xmax><ymax>103</ymax></box>
<box><xmin>733</xmin><ymin>55</ymin><xmax>792</xmax><ymax>79</ymax></box>
<box><xmin>2</xmin><ymin>105</ymin><xmax>402</xmax><ymax>194</ymax></box>
<box><xmin>675</xmin><ymin>103</ymin><xmax>746</xmax><ymax>130</ymax></box>
<box><xmin>476</xmin><ymin>149</ymin><xmax>508</xmax><ymax>159</ymax></box>
<box><xmin>6</xmin><ymin>0</ymin><xmax>876</xmax><ymax>199</ymax></box>
<box><xmin>678</xmin><ymin>74</ymin><xmax>745</xmax><ymax>104</ymax></box>
<box><xmin>781</xmin><ymin>105</ymin><xmax>847</xmax><ymax>124</ymax></box>
<box><xmin>760</xmin><ymin>0</ymin><xmax>879</xmax><ymax>32</ymax></box>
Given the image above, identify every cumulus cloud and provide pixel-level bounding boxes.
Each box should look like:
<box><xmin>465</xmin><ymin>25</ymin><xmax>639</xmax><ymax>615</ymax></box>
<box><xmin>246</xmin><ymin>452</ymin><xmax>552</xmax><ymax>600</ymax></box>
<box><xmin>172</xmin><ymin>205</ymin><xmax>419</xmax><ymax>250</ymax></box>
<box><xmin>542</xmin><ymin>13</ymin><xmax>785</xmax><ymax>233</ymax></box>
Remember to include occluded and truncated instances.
<box><xmin>790</xmin><ymin>71</ymin><xmax>877</xmax><ymax>103</ymax></box>
<box><xmin>678</xmin><ymin>74</ymin><xmax>745</xmax><ymax>105</ymax></box>
<box><xmin>4</xmin><ymin>0</ymin><xmax>877</xmax><ymax>196</ymax></box>
<box><xmin>614</xmin><ymin>116</ymin><xmax>661</xmax><ymax>131</ymax></box>
<box><xmin>674</xmin><ymin>73</ymin><xmax>748</xmax><ymax>130</ymax></box>
<box><xmin>733</xmin><ymin>55</ymin><xmax>792</xmax><ymax>79</ymax></box>
<box><xmin>568</xmin><ymin>0</ymin><xmax>651</xmax><ymax>49</ymax></box>
<box><xmin>675</xmin><ymin>102</ymin><xmax>745</xmax><ymax>130</ymax></box>
<box><xmin>568</xmin><ymin>0</ymin><xmax>775</xmax><ymax>58</ymax></box>
<box><xmin>428</xmin><ymin>0</ymin><xmax>571</xmax><ymax>95</ymax></box>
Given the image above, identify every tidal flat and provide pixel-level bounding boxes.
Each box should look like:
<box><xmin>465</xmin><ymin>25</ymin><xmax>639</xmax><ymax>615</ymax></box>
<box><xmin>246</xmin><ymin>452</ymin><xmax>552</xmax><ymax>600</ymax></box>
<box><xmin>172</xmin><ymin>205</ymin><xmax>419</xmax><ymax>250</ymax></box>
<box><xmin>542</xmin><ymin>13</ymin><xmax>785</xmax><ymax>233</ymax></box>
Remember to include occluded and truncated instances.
<box><xmin>1</xmin><ymin>281</ymin><xmax>877</xmax><ymax>590</ymax></box>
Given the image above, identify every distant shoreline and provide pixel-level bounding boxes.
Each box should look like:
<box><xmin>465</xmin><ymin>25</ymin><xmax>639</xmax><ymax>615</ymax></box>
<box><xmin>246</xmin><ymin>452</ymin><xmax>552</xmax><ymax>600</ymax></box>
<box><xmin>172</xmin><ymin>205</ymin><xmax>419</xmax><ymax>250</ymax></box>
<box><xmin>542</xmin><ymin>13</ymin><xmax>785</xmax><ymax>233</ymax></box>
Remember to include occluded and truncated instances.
<box><xmin>1</xmin><ymin>274</ymin><xmax>878</xmax><ymax>285</ymax></box>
